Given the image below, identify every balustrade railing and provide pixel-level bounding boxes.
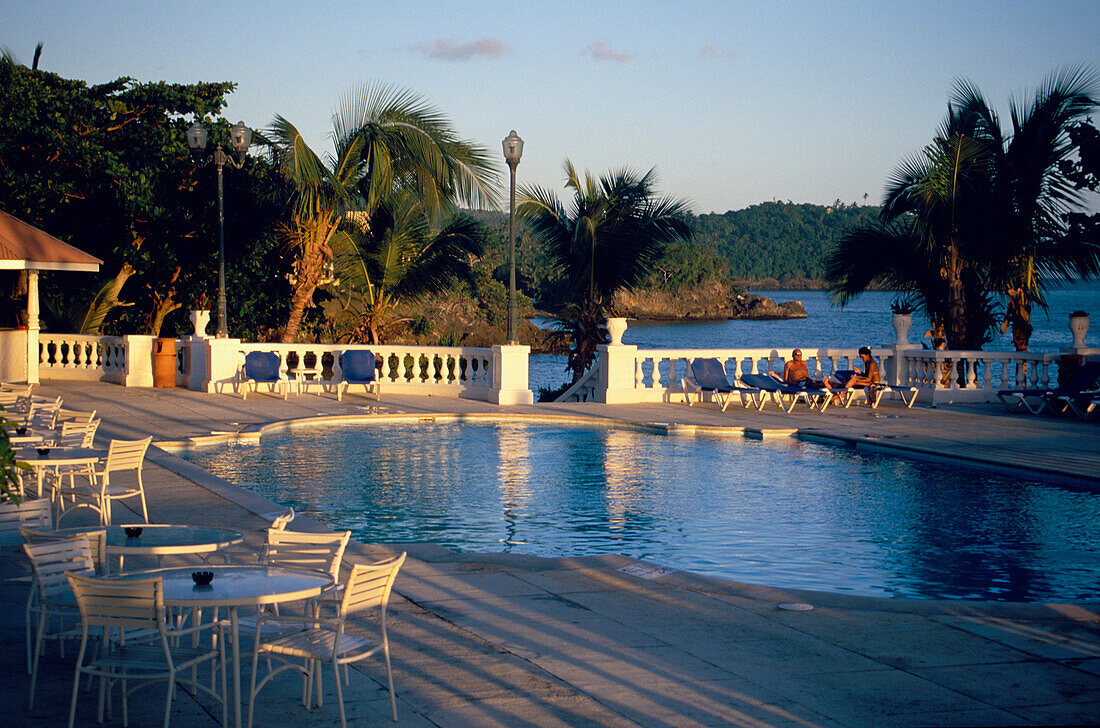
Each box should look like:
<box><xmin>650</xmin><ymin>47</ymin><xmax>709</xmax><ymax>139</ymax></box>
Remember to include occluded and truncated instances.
<box><xmin>38</xmin><ymin>334</ymin><xmax>128</xmax><ymax>383</ymax></box>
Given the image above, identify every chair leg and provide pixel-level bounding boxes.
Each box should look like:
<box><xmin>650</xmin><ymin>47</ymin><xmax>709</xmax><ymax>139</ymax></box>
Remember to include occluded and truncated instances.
<box><xmin>333</xmin><ymin>660</ymin><xmax>346</xmax><ymax>728</ymax></box>
<box><xmin>384</xmin><ymin>641</ymin><xmax>397</xmax><ymax>722</ymax></box>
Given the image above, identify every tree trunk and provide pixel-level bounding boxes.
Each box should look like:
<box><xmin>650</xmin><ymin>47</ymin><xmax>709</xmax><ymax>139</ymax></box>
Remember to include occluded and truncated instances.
<box><xmin>1004</xmin><ymin>286</ymin><xmax>1033</xmax><ymax>352</ymax></box>
<box><xmin>943</xmin><ymin>243</ymin><xmax>968</xmax><ymax>349</ymax></box>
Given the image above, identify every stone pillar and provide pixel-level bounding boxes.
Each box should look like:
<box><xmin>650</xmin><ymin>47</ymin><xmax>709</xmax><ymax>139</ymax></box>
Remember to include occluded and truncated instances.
<box><xmin>203</xmin><ymin>337</ymin><xmax>243</xmax><ymax>393</ymax></box>
<box><xmin>26</xmin><ymin>270</ymin><xmax>39</xmax><ymax>384</ymax></box>
<box><xmin>596</xmin><ymin>343</ymin><xmax>638</xmax><ymax>404</ymax></box>
<box><xmin>886</xmin><ymin>344</ymin><xmax>921</xmax><ymax>386</ymax></box>
<box><xmin>186</xmin><ymin>335</ymin><xmax>211</xmax><ymax>390</ymax></box>
<box><xmin>490</xmin><ymin>344</ymin><xmax>533</xmax><ymax>405</ymax></box>
<box><xmin>122</xmin><ymin>335</ymin><xmax>155</xmax><ymax>387</ymax></box>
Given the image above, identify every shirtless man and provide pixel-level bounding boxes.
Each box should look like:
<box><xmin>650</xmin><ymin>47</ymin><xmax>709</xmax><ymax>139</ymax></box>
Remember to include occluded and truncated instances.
<box><xmin>778</xmin><ymin>350</ymin><xmax>827</xmax><ymax>388</ymax></box>
<box><xmin>843</xmin><ymin>346</ymin><xmax>881</xmax><ymax>388</ymax></box>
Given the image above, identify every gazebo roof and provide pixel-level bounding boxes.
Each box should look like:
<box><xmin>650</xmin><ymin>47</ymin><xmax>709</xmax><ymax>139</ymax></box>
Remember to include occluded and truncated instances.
<box><xmin>0</xmin><ymin>211</ymin><xmax>102</xmax><ymax>272</ymax></box>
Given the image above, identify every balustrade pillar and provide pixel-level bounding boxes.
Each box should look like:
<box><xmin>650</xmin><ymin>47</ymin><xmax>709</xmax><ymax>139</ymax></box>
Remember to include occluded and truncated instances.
<box><xmin>596</xmin><ymin>343</ymin><xmax>639</xmax><ymax>404</ymax></box>
<box><xmin>491</xmin><ymin>344</ymin><xmax>533</xmax><ymax>405</ymax></box>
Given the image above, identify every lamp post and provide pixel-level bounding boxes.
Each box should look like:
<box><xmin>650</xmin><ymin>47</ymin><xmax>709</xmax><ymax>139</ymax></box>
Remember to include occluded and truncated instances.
<box><xmin>502</xmin><ymin>130</ymin><xmax>523</xmax><ymax>345</ymax></box>
<box><xmin>186</xmin><ymin>120</ymin><xmax>252</xmax><ymax>338</ymax></box>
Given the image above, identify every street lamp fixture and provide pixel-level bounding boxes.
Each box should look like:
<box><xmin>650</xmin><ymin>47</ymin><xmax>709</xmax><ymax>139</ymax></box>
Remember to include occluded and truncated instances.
<box><xmin>186</xmin><ymin>120</ymin><xmax>252</xmax><ymax>338</ymax></box>
<box><xmin>502</xmin><ymin>130</ymin><xmax>523</xmax><ymax>345</ymax></box>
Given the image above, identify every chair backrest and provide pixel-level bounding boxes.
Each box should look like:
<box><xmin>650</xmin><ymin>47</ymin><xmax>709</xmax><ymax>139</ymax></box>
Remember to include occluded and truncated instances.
<box><xmin>24</xmin><ymin>537</ymin><xmax>97</xmax><ymax>603</ymax></box>
<box><xmin>342</xmin><ymin>350</ymin><xmax>377</xmax><ymax>383</ymax></box>
<box><xmin>244</xmin><ymin>352</ymin><xmax>281</xmax><ymax>383</ymax></box>
<box><xmin>66</xmin><ymin>572</ymin><xmax>165</xmax><ymax>632</ymax></box>
<box><xmin>56</xmin><ymin>408</ymin><xmax>96</xmax><ymax>425</ymax></box>
<box><xmin>0</xmin><ymin>499</ymin><xmax>53</xmax><ymax>546</ymax></box>
<box><xmin>1063</xmin><ymin>361</ymin><xmax>1100</xmax><ymax>393</ymax></box>
<box><xmin>28</xmin><ymin>401</ymin><xmax>61</xmax><ymax>430</ymax></box>
<box><xmin>21</xmin><ymin>527</ymin><xmax>108</xmax><ymax>574</ymax></box>
<box><xmin>104</xmin><ymin>436</ymin><xmax>152</xmax><ymax>474</ymax></box>
<box><xmin>57</xmin><ymin>419</ymin><xmax>100</xmax><ymax>448</ymax></box>
<box><xmin>270</xmin><ymin>507</ymin><xmax>295</xmax><ymax>531</ymax></box>
<box><xmin>690</xmin><ymin>358</ymin><xmax>729</xmax><ymax>389</ymax></box>
<box><xmin>264</xmin><ymin>529</ymin><xmax>351</xmax><ymax>581</ymax></box>
<box><xmin>340</xmin><ymin>552</ymin><xmax>406</xmax><ymax>618</ymax></box>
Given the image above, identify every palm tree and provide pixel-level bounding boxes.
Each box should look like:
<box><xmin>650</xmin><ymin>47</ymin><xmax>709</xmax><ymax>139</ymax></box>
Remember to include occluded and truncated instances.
<box><xmin>268</xmin><ymin>83</ymin><xmax>499</xmax><ymax>342</ymax></box>
<box><xmin>962</xmin><ymin>67</ymin><xmax>1100</xmax><ymax>350</ymax></box>
<box><xmin>326</xmin><ymin>194</ymin><xmax>487</xmax><ymax>343</ymax></box>
<box><xmin>519</xmin><ymin>162</ymin><xmax>691</xmax><ymax>382</ymax></box>
<box><xmin>828</xmin><ymin>68</ymin><xmax>1100</xmax><ymax>350</ymax></box>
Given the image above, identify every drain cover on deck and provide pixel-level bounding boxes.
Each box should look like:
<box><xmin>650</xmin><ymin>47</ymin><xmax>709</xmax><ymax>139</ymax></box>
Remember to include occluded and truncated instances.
<box><xmin>618</xmin><ymin>563</ymin><xmax>675</xmax><ymax>580</ymax></box>
<box><xmin>776</xmin><ymin>602</ymin><xmax>814</xmax><ymax>611</ymax></box>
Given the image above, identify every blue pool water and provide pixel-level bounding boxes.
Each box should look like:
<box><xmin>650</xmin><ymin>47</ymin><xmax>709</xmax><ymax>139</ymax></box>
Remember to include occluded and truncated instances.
<box><xmin>182</xmin><ymin>422</ymin><xmax>1100</xmax><ymax>602</ymax></box>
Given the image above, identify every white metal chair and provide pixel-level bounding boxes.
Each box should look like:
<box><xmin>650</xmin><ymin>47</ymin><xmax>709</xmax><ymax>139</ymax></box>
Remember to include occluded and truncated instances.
<box><xmin>0</xmin><ymin>497</ymin><xmax>52</xmax><ymax>546</ymax></box>
<box><xmin>49</xmin><ymin>419</ymin><xmax>102</xmax><ymax>511</ymax></box>
<box><xmin>23</xmin><ymin>536</ymin><xmax>97</xmax><ymax>707</ymax></box>
<box><xmin>56</xmin><ymin>407</ymin><xmax>97</xmax><ymax>425</ymax></box>
<box><xmin>269</xmin><ymin>506</ymin><xmax>295</xmax><ymax>532</ymax></box>
<box><xmin>262</xmin><ymin>529</ymin><xmax>350</xmax><ymax>581</ymax></box>
<box><xmin>65</xmin><ymin>572</ymin><xmax>228</xmax><ymax>728</ymax></box>
<box><xmin>79</xmin><ymin>436</ymin><xmax>153</xmax><ymax>525</ymax></box>
<box><xmin>247</xmin><ymin>552</ymin><xmax>406</xmax><ymax>728</ymax></box>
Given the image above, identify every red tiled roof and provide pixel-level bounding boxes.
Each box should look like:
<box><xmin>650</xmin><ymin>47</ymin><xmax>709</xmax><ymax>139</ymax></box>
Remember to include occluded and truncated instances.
<box><xmin>0</xmin><ymin>211</ymin><xmax>102</xmax><ymax>271</ymax></box>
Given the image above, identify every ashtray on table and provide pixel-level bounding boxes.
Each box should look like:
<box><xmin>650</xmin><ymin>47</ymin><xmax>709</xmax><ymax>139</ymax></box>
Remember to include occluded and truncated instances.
<box><xmin>191</xmin><ymin>571</ymin><xmax>214</xmax><ymax>586</ymax></box>
<box><xmin>15</xmin><ymin>427</ymin><xmax>27</xmax><ymax>436</ymax></box>
<box><xmin>35</xmin><ymin>447</ymin><xmax>49</xmax><ymax>457</ymax></box>
<box><xmin>124</xmin><ymin>527</ymin><xmax>143</xmax><ymax>538</ymax></box>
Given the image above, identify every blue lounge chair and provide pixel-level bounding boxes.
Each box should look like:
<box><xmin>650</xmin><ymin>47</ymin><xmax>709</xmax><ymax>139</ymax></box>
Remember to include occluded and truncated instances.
<box><xmin>681</xmin><ymin>358</ymin><xmax>763</xmax><ymax>411</ymax></box>
<box><xmin>997</xmin><ymin>361</ymin><xmax>1100</xmax><ymax>415</ymax></box>
<box><xmin>336</xmin><ymin>349</ymin><xmax>381</xmax><ymax>402</ymax></box>
<box><xmin>830</xmin><ymin>369</ymin><xmax>919</xmax><ymax>409</ymax></box>
<box><xmin>739</xmin><ymin>373</ymin><xmax>830</xmax><ymax>413</ymax></box>
<box><xmin>237</xmin><ymin>351</ymin><xmax>288</xmax><ymax>400</ymax></box>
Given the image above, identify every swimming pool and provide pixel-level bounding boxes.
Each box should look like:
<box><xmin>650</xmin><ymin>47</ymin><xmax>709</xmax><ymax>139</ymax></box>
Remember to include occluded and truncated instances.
<box><xmin>181</xmin><ymin>421</ymin><xmax>1100</xmax><ymax>602</ymax></box>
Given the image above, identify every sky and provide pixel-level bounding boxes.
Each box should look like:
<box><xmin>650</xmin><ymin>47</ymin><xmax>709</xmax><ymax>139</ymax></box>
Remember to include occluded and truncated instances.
<box><xmin>3</xmin><ymin>0</ymin><xmax>1099</xmax><ymax>214</ymax></box>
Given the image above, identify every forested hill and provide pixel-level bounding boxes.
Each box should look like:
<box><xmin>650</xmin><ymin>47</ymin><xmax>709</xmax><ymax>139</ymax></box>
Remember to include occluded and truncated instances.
<box><xmin>690</xmin><ymin>201</ymin><xmax>880</xmax><ymax>283</ymax></box>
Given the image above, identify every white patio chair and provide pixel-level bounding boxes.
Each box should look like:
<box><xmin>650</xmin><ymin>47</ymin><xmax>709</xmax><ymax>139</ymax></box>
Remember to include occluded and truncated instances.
<box><xmin>23</xmin><ymin>536</ymin><xmax>97</xmax><ymax>707</ymax></box>
<box><xmin>0</xmin><ymin>497</ymin><xmax>52</xmax><ymax>546</ymax></box>
<box><xmin>26</xmin><ymin>398</ymin><xmax>62</xmax><ymax>431</ymax></box>
<box><xmin>77</xmin><ymin>436</ymin><xmax>153</xmax><ymax>525</ymax></box>
<box><xmin>56</xmin><ymin>407</ymin><xmax>97</xmax><ymax>425</ymax></box>
<box><xmin>247</xmin><ymin>552</ymin><xmax>406</xmax><ymax>728</ymax></box>
<box><xmin>269</xmin><ymin>506</ymin><xmax>295</xmax><ymax>532</ymax></box>
<box><xmin>49</xmin><ymin>419</ymin><xmax>102</xmax><ymax>510</ymax></box>
<box><xmin>65</xmin><ymin>572</ymin><xmax>228</xmax><ymax>728</ymax></box>
<box><xmin>262</xmin><ymin>528</ymin><xmax>350</xmax><ymax>580</ymax></box>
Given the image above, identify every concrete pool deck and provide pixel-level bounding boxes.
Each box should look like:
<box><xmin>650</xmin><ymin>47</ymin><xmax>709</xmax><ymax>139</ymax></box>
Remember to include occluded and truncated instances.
<box><xmin>3</xmin><ymin>381</ymin><xmax>1099</xmax><ymax>727</ymax></box>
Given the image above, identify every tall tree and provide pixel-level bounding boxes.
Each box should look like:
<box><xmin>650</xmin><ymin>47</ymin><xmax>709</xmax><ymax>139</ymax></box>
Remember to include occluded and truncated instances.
<box><xmin>520</xmin><ymin>162</ymin><xmax>691</xmax><ymax>382</ymax></box>
<box><xmin>267</xmin><ymin>83</ymin><xmax>499</xmax><ymax>343</ymax></box>
<box><xmin>828</xmin><ymin>68</ymin><xmax>1100</xmax><ymax>350</ymax></box>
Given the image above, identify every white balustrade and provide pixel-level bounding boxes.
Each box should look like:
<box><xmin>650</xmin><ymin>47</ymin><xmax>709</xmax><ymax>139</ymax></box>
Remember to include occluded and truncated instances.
<box><xmin>37</xmin><ymin>334</ymin><xmax>130</xmax><ymax>383</ymax></box>
<box><xmin>900</xmin><ymin>349</ymin><xmax>1059</xmax><ymax>404</ymax></box>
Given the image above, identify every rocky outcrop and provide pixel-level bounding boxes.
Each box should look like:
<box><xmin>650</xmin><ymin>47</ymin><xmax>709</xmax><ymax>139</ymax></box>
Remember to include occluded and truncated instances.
<box><xmin>728</xmin><ymin>293</ymin><xmax>807</xmax><ymax>320</ymax></box>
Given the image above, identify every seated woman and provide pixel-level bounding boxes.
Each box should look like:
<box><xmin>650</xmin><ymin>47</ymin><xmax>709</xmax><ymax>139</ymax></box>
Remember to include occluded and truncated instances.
<box><xmin>842</xmin><ymin>346</ymin><xmax>881</xmax><ymax>388</ymax></box>
<box><xmin>773</xmin><ymin>350</ymin><xmax>829</xmax><ymax>389</ymax></box>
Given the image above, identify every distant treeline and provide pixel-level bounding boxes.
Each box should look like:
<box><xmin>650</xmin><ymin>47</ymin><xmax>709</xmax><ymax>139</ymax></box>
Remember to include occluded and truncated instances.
<box><xmin>474</xmin><ymin>200</ymin><xmax>879</xmax><ymax>305</ymax></box>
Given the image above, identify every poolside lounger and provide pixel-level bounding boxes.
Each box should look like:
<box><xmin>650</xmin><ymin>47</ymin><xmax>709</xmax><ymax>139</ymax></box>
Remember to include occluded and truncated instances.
<box><xmin>681</xmin><ymin>358</ymin><xmax>764</xmax><ymax>411</ymax></box>
<box><xmin>1055</xmin><ymin>390</ymin><xmax>1100</xmax><ymax>419</ymax></box>
<box><xmin>238</xmin><ymin>351</ymin><xmax>289</xmax><ymax>400</ymax></box>
<box><xmin>336</xmin><ymin>349</ymin><xmax>381</xmax><ymax>402</ymax></box>
<box><xmin>996</xmin><ymin>361</ymin><xmax>1100</xmax><ymax>415</ymax></box>
<box><xmin>830</xmin><ymin>370</ymin><xmax>919</xmax><ymax>409</ymax></box>
<box><xmin>739</xmin><ymin>373</ymin><xmax>829</xmax><ymax>413</ymax></box>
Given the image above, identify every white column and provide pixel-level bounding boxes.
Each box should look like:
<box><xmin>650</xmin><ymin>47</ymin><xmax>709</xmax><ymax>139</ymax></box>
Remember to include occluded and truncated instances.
<box><xmin>597</xmin><ymin>343</ymin><xmax>639</xmax><ymax>404</ymax></box>
<box><xmin>203</xmin><ymin>337</ymin><xmax>243</xmax><ymax>393</ymax></box>
<box><xmin>490</xmin><ymin>344</ymin><xmax>533</xmax><ymax>405</ymax></box>
<box><xmin>122</xmin><ymin>335</ymin><xmax>155</xmax><ymax>387</ymax></box>
<box><xmin>26</xmin><ymin>270</ymin><xmax>39</xmax><ymax>384</ymax></box>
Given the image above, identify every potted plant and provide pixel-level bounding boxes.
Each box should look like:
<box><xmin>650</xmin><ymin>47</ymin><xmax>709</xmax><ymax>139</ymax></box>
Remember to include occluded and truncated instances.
<box><xmin>890</xmin><ymin>298</ymin><xmax>915</xmax><ymax>345</ymax></box>
<box><xmin>603</xmin><ymin>315</ymin><xmax>628</xmax><ymax>346</ymax></box>
<box><xmin>1069</xmin><ymin>310</ymin><xmax>1089</xmax><ymax>349</ymax></box>
<box><xmin>189</xmin><ymin>293</ymin><xmax>212</xmax><ymax>337</ymax></box>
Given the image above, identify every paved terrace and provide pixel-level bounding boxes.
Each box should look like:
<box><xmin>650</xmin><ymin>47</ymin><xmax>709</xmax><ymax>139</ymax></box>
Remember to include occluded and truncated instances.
<box><xmin>2</xmin><ymin>381</ymin><xmax>1098</xmax><ymax>727</ymax></box>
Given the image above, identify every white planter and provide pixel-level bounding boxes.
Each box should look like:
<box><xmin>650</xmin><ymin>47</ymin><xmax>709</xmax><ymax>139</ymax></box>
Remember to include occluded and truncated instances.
<box><xmin>190</xmin><ymin>309</ymin><xmax>211</xmax><ymax>337</ymax></box>
<box><xmin>605</xmin><ymin>317</ymin><xmax>628</xmax><ymax>346</ymax></box>
<box><xmin>1069</xmin><ymin>314</ymin><xmax>1089</xmax><ymax>349</ymax></box>
<box><xmin>891</xmin><ymin>314</ymin><xmax>913</xmax><ymax>346</ymax></box>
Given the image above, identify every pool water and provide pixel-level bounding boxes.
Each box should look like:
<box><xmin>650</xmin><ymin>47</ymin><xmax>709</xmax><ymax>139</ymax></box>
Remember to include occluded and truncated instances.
<box><xmin>182</xmin><ymin>422</ymin><xmax>1100</xmax><ymax>602</ymax></box>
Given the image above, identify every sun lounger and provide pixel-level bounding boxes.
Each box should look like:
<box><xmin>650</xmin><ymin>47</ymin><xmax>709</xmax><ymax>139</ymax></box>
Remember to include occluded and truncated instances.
<box><xmin>1055</xmin><ymin>390</ymin><xmax>1100</xmax><ymax>419</ymax></box>
<box><xmin>739</xmin><ymin>373</ymin><xmax>829</xmax><ymax>413</ymax></box>
<box><xmin>997</xmin><ymin>361</ymin><xmax>1100</xmax><ymax>415</ymax></box>
<box><xmin>682</xmin><ymin>358</ymin><xmax>764</xmax><ymax>411</ymax></box>
<box><xmin>830</xmin><ymin>370</ymin><xmax>919</xmax><ymax>409</ymax></box>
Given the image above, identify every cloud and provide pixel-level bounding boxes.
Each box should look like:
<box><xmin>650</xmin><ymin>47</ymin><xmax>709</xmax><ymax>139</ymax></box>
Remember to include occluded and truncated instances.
<box><xmin>583</xmin><ymin>41</ymin><xmax>632</xmax><ymax>63</ymax></box>
<box><xmin>411</xmin><ymin>37</ymin><xmax>511</xmax><ymax>61</ymax></box>
<box><xmin>700</xmin><ymin>44</ymin><xmax>737</xmax><ymax>60</ymax></box>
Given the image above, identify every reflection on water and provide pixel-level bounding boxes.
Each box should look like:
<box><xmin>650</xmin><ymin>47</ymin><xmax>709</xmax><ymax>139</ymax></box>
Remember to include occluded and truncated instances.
<box><xmin>184</xmin><ymin>423</ymin><xmax>1100</xmax><ymax>602</ymax></box>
